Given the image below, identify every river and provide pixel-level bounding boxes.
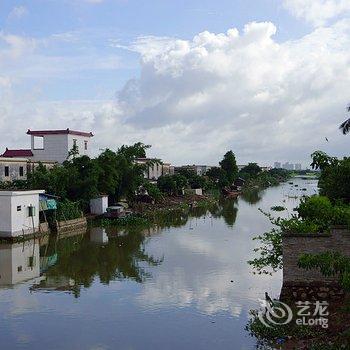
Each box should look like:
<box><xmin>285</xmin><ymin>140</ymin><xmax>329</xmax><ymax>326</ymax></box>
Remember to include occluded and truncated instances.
<box><xmin>0</xmin><ymin>178</ymin><xmax>318</xmax><ymax>350</ymax></box>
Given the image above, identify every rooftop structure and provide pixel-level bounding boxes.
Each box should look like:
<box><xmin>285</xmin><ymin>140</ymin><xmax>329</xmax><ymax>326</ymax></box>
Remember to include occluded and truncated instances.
<box><xmin>2</xmin><ymin>129</ymin><xmax>93</xmax><ymax>164</ymax></box>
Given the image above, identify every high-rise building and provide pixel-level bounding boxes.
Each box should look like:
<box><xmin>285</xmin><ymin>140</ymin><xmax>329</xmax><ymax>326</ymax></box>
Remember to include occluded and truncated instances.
<box><xmin>274</xmin><ymin>162</ymin><xmax>281</xmax><ymax>169</ymax></box>
<box><xmin>282</xmin><ymin>162</ymin><xmax>294</xmax><ymax>170</ymax></box>
<box><xmin>294</xmin><ymin>163</ymin><xmax>302</xmax><ymax>171</ymax></box>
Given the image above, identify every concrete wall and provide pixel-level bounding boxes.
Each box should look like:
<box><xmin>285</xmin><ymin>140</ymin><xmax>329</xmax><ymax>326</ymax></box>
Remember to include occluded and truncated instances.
<box><xmin>282</xmin><ymin>227</ymin><xmax>350</xmax><ymax>285</ymax></box>
<box><xmin>67</xmin><ymin>134</ymin><xmax>90</xmax><ymax>158</ymax></box>
<box><xmin>0</xmin><ymin>158</ymin><xmax>27</xmax><ymax>181</ymax></box>
<box><xmin>0</xmin><ymin>240</ymin><xmax>40</xmax><ymax>285</ymax></box>
<box><xmin>31</xmin><ymin>134</ymin><xmax>91</xmax><ymax>163</ymax></box>
<box><xmin>0</xmin><ymin>190</ymin><xmax>44</xmax><ymax>237</ymax></box>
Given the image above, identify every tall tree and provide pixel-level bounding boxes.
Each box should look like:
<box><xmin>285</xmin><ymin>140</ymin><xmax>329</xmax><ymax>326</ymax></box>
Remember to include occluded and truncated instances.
<box><xmin>219</xmin><ymin>151</ymin><xmax>238</xmax><ymax>185</ymax></box>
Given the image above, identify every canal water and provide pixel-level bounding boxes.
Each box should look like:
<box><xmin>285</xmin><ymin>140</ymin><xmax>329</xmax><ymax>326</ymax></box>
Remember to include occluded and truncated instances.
<box><xmin>0</xmin><ymin>178</ymin><xmax>318</xmax><ymax>350</ymax></box>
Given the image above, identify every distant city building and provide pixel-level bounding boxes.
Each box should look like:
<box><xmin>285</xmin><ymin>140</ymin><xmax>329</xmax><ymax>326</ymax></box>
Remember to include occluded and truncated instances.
<box><xmin>274</xmin><ymin>162</ymin><xmax>281</xmax><ymax>169</ymax></box>
<box><xmin>282</xmin><ymin>162</ymin><xmax>294</xmax><ymax>171</ymax></box>
<box><xmin>2</xmin><ymin>129</ymin><xmax>93</xmax><ymax>164</ymax></box>
<box><xmin>294</xmin><ymin>163</ymin><xmax>302</xmax><ymax>171</ymax></box>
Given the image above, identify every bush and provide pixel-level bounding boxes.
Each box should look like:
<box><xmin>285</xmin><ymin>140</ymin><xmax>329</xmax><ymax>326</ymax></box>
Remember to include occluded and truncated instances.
<box><xmin>279</xmin><ymin>217</ymin><xmax>320</xmax><ymax>233</ymax></box>
<box><xmin>142</xmin><ymin>182</ymin><xmax>163</xmax><ymax>201</ymax></box>
<box><xmin>318</xmin><ymin>157</ymin><xmax>350</xmax><ymax>203</ymax></box>
<box><xmin>297</xmin><ymin>196</ymin><xmax>333</xmax><ymax>229</ymax></box>
<box><xmin>57</xmin><ymin>200</ymin><xmax>82</xmax><ymax>221</ymax></box>
<box><xmin>297</xmin><ymin>195</ymin><xmax>350</xmax><ymax>229</ymax></box>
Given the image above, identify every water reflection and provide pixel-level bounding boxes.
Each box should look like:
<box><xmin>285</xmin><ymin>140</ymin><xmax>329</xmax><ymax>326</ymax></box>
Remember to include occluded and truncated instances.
<box><xmin>0</xmin><ymin>240</ymin><xmax>40</xmax><ymax>286</ymax></box>
<box><xmin>240</xmin><ymin>188</ymin><xmax>263</xmax><ymax>205</ymax></box>
<box><xmin>0</xmin><ymin>179</ymin><xmax>318</xmax><ymax>350</ymax></box>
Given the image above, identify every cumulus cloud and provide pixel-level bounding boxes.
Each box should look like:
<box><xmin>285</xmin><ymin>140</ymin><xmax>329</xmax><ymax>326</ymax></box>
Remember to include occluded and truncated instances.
<box><xmin>1</xmin><ymin>19</ymin><xmax>350</xmax><ymax>166</ymax></box>
<box><xmin>283</xmin><ymin>0</ymin><xmax>350</xmax><ymax>27</ymax></box>
<box><xmin>109</xmin><ymin>20</ymin><xmax>350</xmax><ymax>165</ymax></box>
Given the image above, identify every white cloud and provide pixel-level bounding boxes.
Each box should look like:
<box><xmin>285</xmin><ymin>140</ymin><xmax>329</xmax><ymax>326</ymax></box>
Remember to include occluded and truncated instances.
<box><xmin>283</xmin><ymin>0</ymin><xmax>350</xmax><ymax>27</ymax></box>
<box><xmin>1</xmin><ymin>19</ymin><xmax>350</xmax><ymax>166</ymax></box>
<box><xmin>8</xmin><ymin>6</ymin><xmax>28</xmax><ymax>20</ymax></box>
<box><xmin>107</xmin><ymin>20</ymin><xmax>350</xmax><ymax>165</ymax></box>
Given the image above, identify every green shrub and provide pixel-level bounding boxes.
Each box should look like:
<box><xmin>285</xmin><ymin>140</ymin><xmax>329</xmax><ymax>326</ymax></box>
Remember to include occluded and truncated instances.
<box><xmin>57</xmin><ymin>200</ymin><xmax>82</xmax><ymax>221</ymax></box>
<box><xmin>142</xmin><ymin>182</ymin><xmax>163</xmax><ymax>201</ymax></box>
<box><xmin>279</xmin><ymin>217</ymin><xmax>320</xmax><ymax>233</ymax></box>
<box><xmin>297</xmin><ymin>195</ymin><xmax>350</xmax><ymax>229</ymax></box>
<box><xmin>297</xmin><ymin>196</ymin><xmax>333</xmax><ymax>230</ymax></box>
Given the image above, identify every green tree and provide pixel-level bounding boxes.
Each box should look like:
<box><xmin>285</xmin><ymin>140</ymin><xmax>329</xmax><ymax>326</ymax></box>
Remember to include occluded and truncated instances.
<box><xmin>177</xmin><ymin>168</ymin><xmax>206</xmax><ymax>189</ymax></box>
<box><xmin>206</xmin><ymin>167</ymin><xmax>228</xmax><ymax>188</ymax></box>
<box><xmin>219</xmin><ymin>151</ymin><xmax>238</xmax><ymax>185</ymax></box>
<box><xmin>157</xmin><ymin>174</ymin><xmax>188</xmax><ymax>195</ymax></box>
<box><xmin>317</xmin><ymin>156</ymin><xmax>350</xmax><ymax>203</ymax></box>
<box><xmin>239</xmin><ymin>163</ymin><xmax>262</xmax><ymax>179</ymax></box>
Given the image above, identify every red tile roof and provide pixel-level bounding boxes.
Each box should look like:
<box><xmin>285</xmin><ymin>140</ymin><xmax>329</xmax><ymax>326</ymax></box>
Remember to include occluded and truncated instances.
<box><xmin>2</xmin><ymin>148</ymin><xmax>33</xmax><ymax>157</ymax></box>
<box><xmin>27</xmin><ymin>128</ymin><xmax>93</xmax><ymax>137</ymax></box>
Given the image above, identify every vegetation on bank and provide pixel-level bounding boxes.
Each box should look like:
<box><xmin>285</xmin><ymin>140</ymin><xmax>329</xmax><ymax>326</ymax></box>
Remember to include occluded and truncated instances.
<box><xmin>248</xmin><ymin>148</ymin><xmax>350</xmax><ymax>348</ymax></box>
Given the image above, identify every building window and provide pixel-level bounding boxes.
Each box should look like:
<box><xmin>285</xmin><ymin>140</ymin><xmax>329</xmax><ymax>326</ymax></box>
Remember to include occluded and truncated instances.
<box><xmin>19</xmin><ymin>166</ymin><xmax>24</xmax><ymax>177</ymax></box>
<box><xmin>84</xmin><ymin>141</ymin><xmax>88</xmax><ymax>150</ymax></box>
<box><xmin>4</xmin><ymin>166</ymin><xmax>9</xmax><ymax>177</ymax></box>
<box><xmin>17</xmin><ymin>266</ymin><xmax>22</xmax><ymax>272</ymax></box>
<box><xmin>17</xmin><ymin>206</ymin><xmax>21</xmax><ymax>212</ymax></box>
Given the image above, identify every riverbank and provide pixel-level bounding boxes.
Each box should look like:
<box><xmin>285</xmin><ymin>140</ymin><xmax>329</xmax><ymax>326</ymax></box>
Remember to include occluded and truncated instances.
<box><xmin>94</xmin><ymin>193</ymin><xmax>218</xmax><ymax>228</ymax></box>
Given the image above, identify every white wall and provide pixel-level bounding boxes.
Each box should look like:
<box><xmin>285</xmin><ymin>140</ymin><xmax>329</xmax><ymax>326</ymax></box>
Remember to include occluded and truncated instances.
<box><xmin>31</xmin><ymin>134</ymin><xmax>91</xmax><ymax>163</ymax></box>
<box><xmin>90</xmin><ymin>196</ymin><xmax>108</xmax><ymax>215</ymax></box>
<box><xmin>0</xmin><ymin>240</ymin><xmax>40</xmax><ymax>285</ymax></box>
<box><xmin>0</xmin><ymin>159</ymin><xmax>27</xmax><ymax>182</ymax></box>
<box><xmin>67</xmin><ymin>134</ymin><xmax>91</xmax><ymax>158</ymax></box>
<box><xmin>32</xmin><ymin>134</ymin><xmax>68</xmax><ymax>163</ymax></box>
<box><xmin>0</xmin><ymin>191</ymin><xmax>44</xmax><ymax>237</ymax></box>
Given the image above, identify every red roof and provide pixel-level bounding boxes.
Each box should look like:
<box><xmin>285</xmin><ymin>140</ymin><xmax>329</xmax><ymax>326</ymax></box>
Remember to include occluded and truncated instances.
<box><xmin>2</xmin><ymin>148</ymin><xmax>33</xmax><ymax>157</ymax></box>
<box><xmin>27</xmin><ymin>129</ymin><xmax>93</xmax><ymax>137</ymax></box>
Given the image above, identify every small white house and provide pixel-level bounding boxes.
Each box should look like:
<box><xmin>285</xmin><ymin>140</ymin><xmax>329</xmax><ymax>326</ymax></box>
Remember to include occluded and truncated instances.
<box><xmin>0</xmin><ymin>240</ymin><xmax>40</xmax><ymax>285</ymax></box>
<box><xmin>90</xmin><ymin>195</ymin><xmax>108</xmax><ymax>215</ymax></box>
<box><xmin>0</xmin><ymin>190</ymin><xmax>45</xmax><ymax>238</ymax></box>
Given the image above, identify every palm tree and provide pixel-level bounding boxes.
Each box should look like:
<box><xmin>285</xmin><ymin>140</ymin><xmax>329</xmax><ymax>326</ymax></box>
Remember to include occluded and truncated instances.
<box><xmin>340</xmin><ymin>105</ymin><xmax>350</xmax><ymax>135</ymax></box>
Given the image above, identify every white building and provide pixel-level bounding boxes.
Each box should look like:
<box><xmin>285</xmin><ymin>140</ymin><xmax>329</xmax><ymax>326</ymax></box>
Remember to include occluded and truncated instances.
<box><xmin>0</xmin><ymin>157</ymin><xmax>27</xmax><ymax>181</ymax></box>
<box><xmin>2</xmin><ymin>129</ymin><xmax>93</xmax><ymax>164</ymax></box>
<box><xmin>282</xmin><ymin>162</ymin><xmax>294</xmax><ymax>171</ymax></box>
<box><xmin>274</xmin><ymin>162</ymin><xmax>281</xmax><ymax>169</ymax></box>
<box><xmin>136</xmin><ymin>158</ymin><xmax>174</xmax><ymax>181</ymax></box>
<box><xmin>0</xmin><ymin>190</ymin><xmax>45</xmax><ymax>238</ymax></box>
<box><xmin>295</xmin><ymin>163</ymin><xmax>302</xmax><ymax>171</ymax></box>
<box><xmin>0</xmin><ymin>240</ymin><xmax>40</xmax><ymax>285</ymax></box>
<box><xmin>90</xmin><ymin>195</ymin><xmax>108</xmax><ymax>215</ymax></box>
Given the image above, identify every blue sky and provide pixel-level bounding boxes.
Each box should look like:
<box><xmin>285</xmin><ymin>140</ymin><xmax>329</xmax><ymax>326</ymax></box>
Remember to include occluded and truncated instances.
<box><xmin>0</xmin><ymin>0</ymin><xmax>310</xmax><ymax>100</ymax></box>
<box><xmin>1</xmin><ymin>0</ymin><xmax>350</xmax><ymax>166</ymax></box>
